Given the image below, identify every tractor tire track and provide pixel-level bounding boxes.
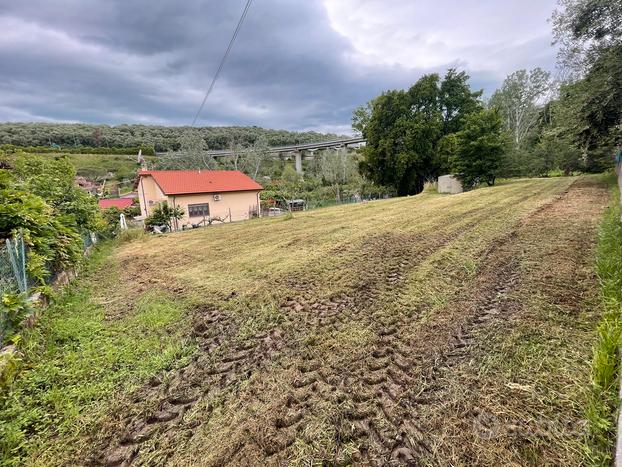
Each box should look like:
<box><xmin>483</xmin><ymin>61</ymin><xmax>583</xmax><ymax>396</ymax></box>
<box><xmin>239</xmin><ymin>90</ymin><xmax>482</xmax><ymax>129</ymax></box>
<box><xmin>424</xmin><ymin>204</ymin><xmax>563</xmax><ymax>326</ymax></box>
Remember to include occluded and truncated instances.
<box><xmin>229</xmin><ymin>190</ymin><xmax>545</xmax><ymax>463</ymax></box>
<box><xmin>343</xmin><ymin>184</ymin><xmax>577</xmax><ymax>465</ymax></box>
<box><xmin>89</xmin><ymin>182</ymin><xmax>569</xmax><ymax>466</ymax></box>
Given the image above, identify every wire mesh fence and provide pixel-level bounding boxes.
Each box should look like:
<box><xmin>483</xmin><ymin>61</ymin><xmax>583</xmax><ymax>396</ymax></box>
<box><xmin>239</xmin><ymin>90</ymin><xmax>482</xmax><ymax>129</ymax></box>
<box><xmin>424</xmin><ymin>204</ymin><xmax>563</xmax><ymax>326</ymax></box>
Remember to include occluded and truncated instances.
<box><xmin>0</xmin><ymin>233</ymin><xmax>27</xmax><ymax>296</ymax></box>
<box><xmin>82</xmin><ymin>231</ymin><xmax>98</xmax><ymax>251</ymax></box>
<box><xmin>0</xmin><ymin>230</ymin><xmax>97</xmax><ymax>347</ymax></box>
<box><xmin>0</xmin><ymin>233</ymin><xmax>28</xmax><ymax>347</ymax></box>
<box><xmin>261</xmin><ymin>195</ymin><xmax>392</xmax><ymax>215</ymax></box>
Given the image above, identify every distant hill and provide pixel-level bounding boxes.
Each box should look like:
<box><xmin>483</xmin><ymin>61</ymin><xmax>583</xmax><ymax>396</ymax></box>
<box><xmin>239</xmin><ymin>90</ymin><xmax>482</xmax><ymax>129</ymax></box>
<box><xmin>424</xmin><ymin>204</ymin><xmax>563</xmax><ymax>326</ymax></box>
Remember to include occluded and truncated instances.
<box><xmin>0</xmin><ymin>123</ymin><xmax>343</xmax><ymax>152</ymax></box>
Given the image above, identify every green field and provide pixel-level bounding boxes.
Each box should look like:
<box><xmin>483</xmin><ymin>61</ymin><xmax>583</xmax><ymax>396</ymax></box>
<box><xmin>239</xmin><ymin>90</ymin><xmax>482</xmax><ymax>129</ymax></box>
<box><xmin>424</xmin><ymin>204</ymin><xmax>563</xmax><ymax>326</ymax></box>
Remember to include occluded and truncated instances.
<box><xmin>0</xmin><ymin>176</ymin><xmax>614</xmax><ymax>465</ymax></box>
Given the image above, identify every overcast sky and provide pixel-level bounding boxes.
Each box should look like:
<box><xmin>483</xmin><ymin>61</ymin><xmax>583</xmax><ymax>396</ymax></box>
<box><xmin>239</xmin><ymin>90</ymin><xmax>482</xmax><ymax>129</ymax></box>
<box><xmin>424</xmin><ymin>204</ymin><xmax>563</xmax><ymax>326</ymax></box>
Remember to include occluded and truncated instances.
<box><xmin>0</xmin><ymin>0</ymin><xmax>559</xmax><ymax>134</ymax></box>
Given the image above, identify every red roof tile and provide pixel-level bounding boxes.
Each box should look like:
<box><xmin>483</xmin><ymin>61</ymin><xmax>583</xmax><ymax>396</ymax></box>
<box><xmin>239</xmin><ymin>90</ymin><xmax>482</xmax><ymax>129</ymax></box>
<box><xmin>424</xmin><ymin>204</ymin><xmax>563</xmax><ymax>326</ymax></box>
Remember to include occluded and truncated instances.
<box><xmin>98</xmin><ymin>198</ymin><xmax>134</xmax><ymax>209</ymax></box>
<box><xmin>138</xmin><ymin>170</ymin><xmax>263</xmax><ymax>195</ymax></box>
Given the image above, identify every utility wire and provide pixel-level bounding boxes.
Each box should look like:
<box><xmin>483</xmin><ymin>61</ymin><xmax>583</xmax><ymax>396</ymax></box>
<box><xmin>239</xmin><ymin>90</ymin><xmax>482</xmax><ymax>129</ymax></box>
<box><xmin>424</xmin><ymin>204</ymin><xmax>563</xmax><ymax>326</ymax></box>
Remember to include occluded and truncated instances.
<box><xmin>191</xmin><ymin>0</ymin><xmax>253</xmax><ymax>127</ymax></box>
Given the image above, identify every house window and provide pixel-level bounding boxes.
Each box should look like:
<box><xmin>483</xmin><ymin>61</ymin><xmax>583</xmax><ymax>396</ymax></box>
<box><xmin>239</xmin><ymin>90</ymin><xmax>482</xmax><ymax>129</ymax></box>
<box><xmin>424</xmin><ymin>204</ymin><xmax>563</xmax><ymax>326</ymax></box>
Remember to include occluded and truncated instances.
<box><xmin>188</xmin><ymin>203</ymin><xmax>210</xmax><ymax>217</ymax></box>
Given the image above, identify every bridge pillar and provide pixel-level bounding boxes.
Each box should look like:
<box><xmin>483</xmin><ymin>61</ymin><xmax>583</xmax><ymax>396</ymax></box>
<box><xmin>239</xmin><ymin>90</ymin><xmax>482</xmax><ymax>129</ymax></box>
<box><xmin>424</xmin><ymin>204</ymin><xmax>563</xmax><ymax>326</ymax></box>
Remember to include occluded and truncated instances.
<box><xmin>294</xmin><ymin>151</ymin><xmax>303</xmax><ymax>174</ymax></box>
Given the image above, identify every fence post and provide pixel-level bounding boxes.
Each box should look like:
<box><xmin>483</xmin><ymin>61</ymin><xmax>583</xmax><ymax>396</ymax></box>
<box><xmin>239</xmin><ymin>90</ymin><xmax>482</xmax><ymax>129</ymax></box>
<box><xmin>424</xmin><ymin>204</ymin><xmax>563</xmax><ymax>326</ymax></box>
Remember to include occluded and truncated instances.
<box><xmin>20</xmin><ymin>233</ymin><xmax>26</xmax><ymax>293</ymax></box>
<box><xmin>6</xmin><ymin>234</ymin><xmax>26</xmax><ymax>294</ymax></box>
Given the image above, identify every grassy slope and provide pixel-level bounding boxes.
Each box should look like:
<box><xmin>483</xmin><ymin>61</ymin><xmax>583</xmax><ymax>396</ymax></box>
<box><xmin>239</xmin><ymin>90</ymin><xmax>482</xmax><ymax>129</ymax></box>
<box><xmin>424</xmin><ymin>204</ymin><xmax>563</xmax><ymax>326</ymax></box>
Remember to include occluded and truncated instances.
<box><xmin>0</xmin><ymin>176</ymin><xmax>611</xmax><ymax>466</ymax></box>
<box><xmin>0</xmin><ymin>246</ymin><xmax>196</xmax><ymax>465</ymax></box>
<box><xmin>586</xmin><ymin>173</ymin><xmax>622</xmax><ymax>465</ymax></box>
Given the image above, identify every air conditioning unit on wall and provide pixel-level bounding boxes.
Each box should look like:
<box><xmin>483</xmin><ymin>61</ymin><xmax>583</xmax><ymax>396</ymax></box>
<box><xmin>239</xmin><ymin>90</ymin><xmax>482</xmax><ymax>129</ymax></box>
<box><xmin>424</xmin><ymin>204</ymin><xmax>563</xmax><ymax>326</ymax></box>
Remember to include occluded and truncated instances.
<box><xmin>213</xmin><ymin>194</ymin><xmax>222</xmax><ymax>201</ymax></box>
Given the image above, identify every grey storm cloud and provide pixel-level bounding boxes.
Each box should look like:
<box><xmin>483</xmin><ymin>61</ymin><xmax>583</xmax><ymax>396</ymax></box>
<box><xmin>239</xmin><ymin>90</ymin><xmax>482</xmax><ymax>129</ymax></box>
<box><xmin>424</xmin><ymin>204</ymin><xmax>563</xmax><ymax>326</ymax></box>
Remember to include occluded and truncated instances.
<box><xmin>0</xmin><ymin>0</ymin><xmax>559</xmax><ymax>133</ymax></box>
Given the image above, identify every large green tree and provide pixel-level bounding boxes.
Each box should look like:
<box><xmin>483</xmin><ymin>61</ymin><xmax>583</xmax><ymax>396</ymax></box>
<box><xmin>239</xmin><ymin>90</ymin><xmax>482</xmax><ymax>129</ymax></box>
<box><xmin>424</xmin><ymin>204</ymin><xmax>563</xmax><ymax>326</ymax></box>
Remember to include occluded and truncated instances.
<box><xmin>0</xmin><ymin>154</ymin><xmax>100</xmax><ymax>282</ymax></box>
<box><xmin>358</xmin><ymin>69</ymin><xmax>482</xmax><ymax>195</ymax></box>
<box><xmin>551</xmin><ymin>0</ymin><xmax>622</xmax><ymax>170</ymax></box>
<box><xmin>451</xmin><ymin>110</ymin><xmax>505</xmax><ymax>188</ymax></box>
<box><xmin>489</xmin><ymin>68</ymin><xmax>553</xmax><ymax>149</ymax></box>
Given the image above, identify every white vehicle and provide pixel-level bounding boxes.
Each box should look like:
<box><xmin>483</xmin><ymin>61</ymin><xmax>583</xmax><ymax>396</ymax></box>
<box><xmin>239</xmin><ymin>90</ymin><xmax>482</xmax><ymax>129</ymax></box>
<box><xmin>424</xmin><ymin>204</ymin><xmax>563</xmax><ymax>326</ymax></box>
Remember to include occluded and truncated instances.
<box><xmin>267</xmin><ymin>207</ymin><xmax>283</xmax><ymax>216</ymax></box>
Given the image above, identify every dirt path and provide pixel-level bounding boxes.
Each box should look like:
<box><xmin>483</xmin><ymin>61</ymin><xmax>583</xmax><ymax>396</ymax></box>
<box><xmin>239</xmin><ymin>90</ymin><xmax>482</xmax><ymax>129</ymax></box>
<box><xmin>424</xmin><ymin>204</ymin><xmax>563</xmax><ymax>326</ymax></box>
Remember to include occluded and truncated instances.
<box><xmin>78</xmin><ymin>177</ymin><xmax>608</xmax><ymax>466</ymax></box>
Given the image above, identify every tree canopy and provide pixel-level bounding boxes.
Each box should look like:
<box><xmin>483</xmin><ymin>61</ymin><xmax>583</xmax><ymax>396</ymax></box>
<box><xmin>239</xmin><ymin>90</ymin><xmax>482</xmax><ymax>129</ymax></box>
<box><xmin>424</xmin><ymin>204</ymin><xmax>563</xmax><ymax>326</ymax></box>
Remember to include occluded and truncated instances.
<box><xmin>489</xmin><ymin>68</ymin><xmax>553</xmax><ymax>149</ymax></box>
<box><xmin>451</xmin><ymin>110</ymin><xmax>505</xmax><ymax>188</ymax></box>
<box><xmin>0</xmin><ymin>123</ymin><xmax>341</xmax><ymax>153</ymax></box>
<box><xmin>357</xmin><ymin>69</ymin><xmax>483</xmax><ymax>195</ymax></box>
<box><xmin>548</xmin><ymin>0</ymin><xmax>622</xmax><ymax>171</ymax></box>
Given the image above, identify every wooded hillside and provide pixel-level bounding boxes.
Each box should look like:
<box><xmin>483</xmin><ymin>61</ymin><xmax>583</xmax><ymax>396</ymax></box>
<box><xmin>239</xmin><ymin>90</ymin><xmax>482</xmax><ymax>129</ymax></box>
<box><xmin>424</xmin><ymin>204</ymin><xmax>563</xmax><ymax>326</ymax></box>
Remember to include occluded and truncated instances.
<box><xmin>0</xmin><ymin>123</ymin><xmax>341</xmax><ymax>152</ymax></box>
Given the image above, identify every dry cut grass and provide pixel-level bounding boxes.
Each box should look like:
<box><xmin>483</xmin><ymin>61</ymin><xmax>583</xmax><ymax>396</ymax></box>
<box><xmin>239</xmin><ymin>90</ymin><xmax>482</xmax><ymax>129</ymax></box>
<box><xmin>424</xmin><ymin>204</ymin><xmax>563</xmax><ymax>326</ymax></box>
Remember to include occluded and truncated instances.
<box><xmin>1</xmin><ymin>176</ymin><xmax>611</xmax><ymax>466</ymax></box>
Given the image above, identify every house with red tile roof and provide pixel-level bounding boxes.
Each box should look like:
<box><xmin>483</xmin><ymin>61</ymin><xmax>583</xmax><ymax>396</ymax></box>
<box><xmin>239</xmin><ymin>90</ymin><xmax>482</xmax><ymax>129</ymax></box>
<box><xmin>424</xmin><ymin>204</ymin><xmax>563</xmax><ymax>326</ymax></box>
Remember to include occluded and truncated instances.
<box><xmin>137</xmin><ymin>170</ymin><xmax>263</xmax><ymax>230</ymax></box>
<box><xmin>98</xmin><ymin>198</ymin><xmax>135</xmax><ymax>210</ymax></box>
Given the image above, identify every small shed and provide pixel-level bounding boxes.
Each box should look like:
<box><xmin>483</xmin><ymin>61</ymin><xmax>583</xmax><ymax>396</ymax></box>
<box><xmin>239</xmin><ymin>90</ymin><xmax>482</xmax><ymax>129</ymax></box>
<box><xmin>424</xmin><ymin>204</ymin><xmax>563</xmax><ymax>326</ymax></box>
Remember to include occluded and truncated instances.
<box><xmin>287</xmin><ymin>199</ymin><xmax>305</xmax><ymax>211</ymax></box>
<box><xmin>437</xmin><ymin>175</ymin><xmax>463</xmax><ymax>194</ymax></box>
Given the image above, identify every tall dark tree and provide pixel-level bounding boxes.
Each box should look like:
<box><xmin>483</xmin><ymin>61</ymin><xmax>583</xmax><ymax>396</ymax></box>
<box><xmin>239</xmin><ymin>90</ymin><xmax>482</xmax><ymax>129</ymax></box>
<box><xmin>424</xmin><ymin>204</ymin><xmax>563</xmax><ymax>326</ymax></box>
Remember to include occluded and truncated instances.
<box><xmin>439</xmin><ymin>69</ymin><xmax>483</xmax><ymax>134</ymax></box>
<box><xmin>358</xmin><ymin>70</ymin><xmax>482</xmax><ymax>195</ymax></box>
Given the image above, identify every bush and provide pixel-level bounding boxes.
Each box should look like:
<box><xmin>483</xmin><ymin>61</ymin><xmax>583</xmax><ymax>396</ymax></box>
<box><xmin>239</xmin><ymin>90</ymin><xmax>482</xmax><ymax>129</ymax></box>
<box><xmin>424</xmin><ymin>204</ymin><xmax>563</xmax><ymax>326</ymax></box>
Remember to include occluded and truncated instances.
<box><xmin>0</xmin><ymin>347</ymin><xmax>20</xmax><ymax>391</ymax></box>
<box><xmin>451</xmin><ymin>109</ymin><xmax>505</xmax><ymax>188</ymax></box>
<box><xmin>0</xmin><ymin>293</ymin><xmax>33</xmax><ymax>344</ymax></box>
<box><xmin>99</xmin><ymin>207</ymin><xmax>124</xmax><ymax>238</ymax></box>
<box><xmin>144</xmin><ymin>202</ymin><xmax>184</xmax><ymax>230</ymax></box>
<box><xmin>423</xmin><ymin>180</ymin><xmax>438</xmax><ymax>193</ymax></box>
<box><xmin>0</xmin><ymin>154</ymin><xmax>99</xmax><ymax>283</ymax></box>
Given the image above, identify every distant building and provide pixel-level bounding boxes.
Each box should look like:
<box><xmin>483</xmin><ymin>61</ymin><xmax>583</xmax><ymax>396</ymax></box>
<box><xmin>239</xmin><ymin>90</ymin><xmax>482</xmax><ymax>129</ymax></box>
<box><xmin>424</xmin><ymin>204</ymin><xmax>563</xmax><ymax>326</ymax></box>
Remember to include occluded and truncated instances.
<box><xmin>287</xmin><ymin>199</ymin><xmax>305</xmax><ymax>211</ymax></box>
<box><xmin>75</xmin><ymin>176</ymin><xmax>99</xmax><ymax>195</ymax></box>
<box><xmin>98</xmin><ymin>198</ymin><xmax>134</xmax><ymax>210</ymax></box>
<box><xmin>137</xmin><ymin>170</ymin><xmax>263</xmax><ymax>230</ymax></box>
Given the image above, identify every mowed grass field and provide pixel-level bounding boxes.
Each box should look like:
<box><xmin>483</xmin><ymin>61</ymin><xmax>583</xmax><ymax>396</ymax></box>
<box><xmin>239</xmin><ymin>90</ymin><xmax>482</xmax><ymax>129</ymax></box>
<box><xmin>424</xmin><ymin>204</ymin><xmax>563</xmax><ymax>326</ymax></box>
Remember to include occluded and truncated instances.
<box><xmin>0</xmin><ymin>176</ymin><xmax>612</xmax><ymax>466</ymax></box>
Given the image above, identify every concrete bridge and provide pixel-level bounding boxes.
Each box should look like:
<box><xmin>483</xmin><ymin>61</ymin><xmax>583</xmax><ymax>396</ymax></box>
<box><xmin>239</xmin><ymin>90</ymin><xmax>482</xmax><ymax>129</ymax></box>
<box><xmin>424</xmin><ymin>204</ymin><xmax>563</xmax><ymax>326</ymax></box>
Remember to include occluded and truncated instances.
<box><xmin>158</xmin><ymin>137</ymin><xmax>366</xmax><ymax>174</ymax></box>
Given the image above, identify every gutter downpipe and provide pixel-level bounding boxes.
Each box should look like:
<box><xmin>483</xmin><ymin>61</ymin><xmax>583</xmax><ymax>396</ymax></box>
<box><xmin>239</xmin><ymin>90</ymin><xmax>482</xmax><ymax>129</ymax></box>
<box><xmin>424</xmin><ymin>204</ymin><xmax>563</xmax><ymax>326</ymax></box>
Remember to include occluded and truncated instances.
<box><xmin>171</xmin><ymin>196</ymin><xmax>178</xmax><ymax>232</ymax></box>
<box><xmin>139</xmin><ymin>176</ymin><xmax>149</xmax><ymax>217</ymax></box>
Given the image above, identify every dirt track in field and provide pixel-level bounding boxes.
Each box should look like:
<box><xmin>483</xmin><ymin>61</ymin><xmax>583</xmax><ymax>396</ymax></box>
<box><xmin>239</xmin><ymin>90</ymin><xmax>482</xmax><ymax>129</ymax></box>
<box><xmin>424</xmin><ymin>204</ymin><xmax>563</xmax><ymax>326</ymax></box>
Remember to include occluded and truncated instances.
<box><xmin>80</xmin><ymin>177</ymin><xmax>608</xmax><ymax>466</ymax></box>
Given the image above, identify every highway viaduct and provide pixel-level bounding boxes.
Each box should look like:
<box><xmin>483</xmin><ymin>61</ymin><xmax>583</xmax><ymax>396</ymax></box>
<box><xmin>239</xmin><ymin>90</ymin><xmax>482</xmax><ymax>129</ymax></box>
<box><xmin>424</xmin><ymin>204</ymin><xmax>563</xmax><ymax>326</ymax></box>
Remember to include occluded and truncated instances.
<box><xmin>157</xmin><ymin>137</ymin><xmax>366</xmax><ymax>174</ymax></box>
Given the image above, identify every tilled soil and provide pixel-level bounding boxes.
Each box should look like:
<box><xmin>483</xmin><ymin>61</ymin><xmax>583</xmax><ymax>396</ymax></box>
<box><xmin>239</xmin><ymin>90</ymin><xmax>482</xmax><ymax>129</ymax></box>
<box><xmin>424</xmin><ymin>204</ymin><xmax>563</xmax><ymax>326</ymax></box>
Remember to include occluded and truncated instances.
<box><xmin>78</xmin><ymin>177</ymin><xmax>608</xmax><ymax>466</ymax></box>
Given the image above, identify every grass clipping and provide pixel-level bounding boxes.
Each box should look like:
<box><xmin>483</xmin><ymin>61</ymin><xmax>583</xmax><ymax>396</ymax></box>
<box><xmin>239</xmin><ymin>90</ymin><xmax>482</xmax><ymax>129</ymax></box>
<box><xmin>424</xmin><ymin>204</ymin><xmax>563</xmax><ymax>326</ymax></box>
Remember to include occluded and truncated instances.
<box><xmin>586</xmin><ymin>174</ymin><xmax>622</xmax><ymax>465</ymax></box>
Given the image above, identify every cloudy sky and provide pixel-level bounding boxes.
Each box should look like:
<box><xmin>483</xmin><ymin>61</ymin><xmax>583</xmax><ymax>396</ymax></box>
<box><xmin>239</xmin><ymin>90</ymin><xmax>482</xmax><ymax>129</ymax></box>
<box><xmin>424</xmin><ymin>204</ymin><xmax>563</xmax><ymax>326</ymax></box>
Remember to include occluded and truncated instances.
<box><xmin>0</xmin><ymin>0</ymin><xmax>559</xmax><ymax>134</ymax></box>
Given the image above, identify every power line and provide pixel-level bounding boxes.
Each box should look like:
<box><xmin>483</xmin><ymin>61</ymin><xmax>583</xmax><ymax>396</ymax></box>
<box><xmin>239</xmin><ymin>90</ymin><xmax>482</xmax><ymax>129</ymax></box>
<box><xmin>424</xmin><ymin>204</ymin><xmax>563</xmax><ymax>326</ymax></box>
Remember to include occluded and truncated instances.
<box><xmin>191</xmin><ymin>0</ymin><xmax>253</xmax><ymax>127</ymax></box>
